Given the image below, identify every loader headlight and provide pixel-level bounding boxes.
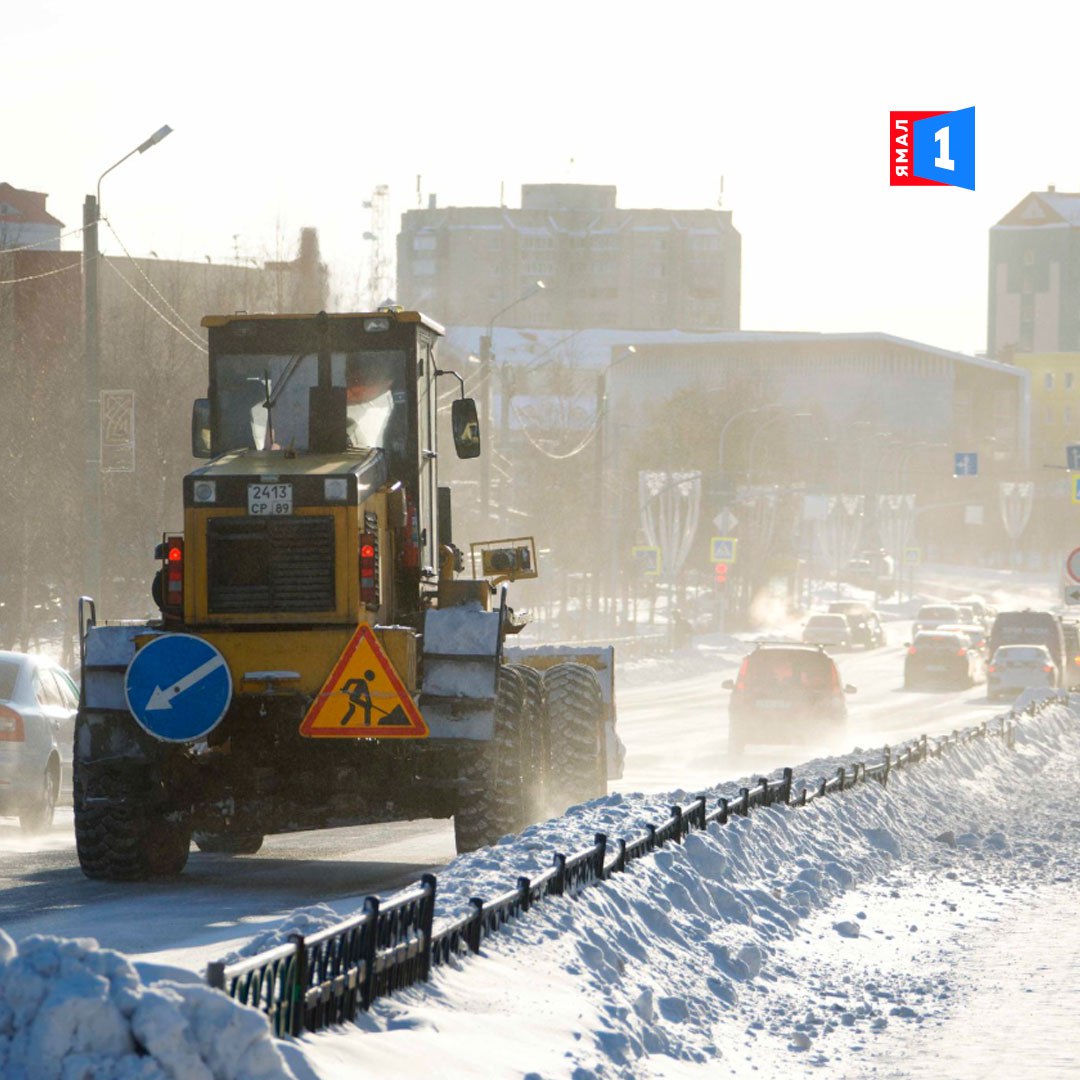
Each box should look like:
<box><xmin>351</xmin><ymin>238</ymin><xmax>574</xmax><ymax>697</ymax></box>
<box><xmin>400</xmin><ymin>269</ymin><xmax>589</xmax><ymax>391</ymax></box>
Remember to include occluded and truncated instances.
<box><xmin>193</xmin><ymin>480</ymin><xmax>216</xmax><ymax>504</ymax></box>
<box><xmin>324</xmin><ymin>478</ymin><xmax>348</xmax><ymax>501</ymax></box>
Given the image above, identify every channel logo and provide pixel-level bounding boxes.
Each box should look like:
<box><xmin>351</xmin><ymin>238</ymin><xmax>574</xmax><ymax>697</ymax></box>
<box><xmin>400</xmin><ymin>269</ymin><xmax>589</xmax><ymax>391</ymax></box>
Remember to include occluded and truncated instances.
<box><xmin>890</xmin><ymin>107</ymin><xmax>975</xmax><ymax>190</ymax></box>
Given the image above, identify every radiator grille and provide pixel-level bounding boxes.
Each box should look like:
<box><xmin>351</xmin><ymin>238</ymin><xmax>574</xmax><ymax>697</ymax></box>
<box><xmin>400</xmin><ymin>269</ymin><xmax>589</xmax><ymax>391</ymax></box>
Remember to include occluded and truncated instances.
<box><xmin>207</xmin><ymin>516</ymin><xmax>336</xmax><ymax>614</ymax></box>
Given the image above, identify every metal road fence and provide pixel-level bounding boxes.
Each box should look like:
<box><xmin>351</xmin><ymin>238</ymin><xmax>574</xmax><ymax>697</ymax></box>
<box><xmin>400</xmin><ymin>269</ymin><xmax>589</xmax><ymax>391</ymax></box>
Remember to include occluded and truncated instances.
<box><xmin>206</xmin><ymin>696</ymin><xmax>1056</xmax><ymax>1037</ymax></box>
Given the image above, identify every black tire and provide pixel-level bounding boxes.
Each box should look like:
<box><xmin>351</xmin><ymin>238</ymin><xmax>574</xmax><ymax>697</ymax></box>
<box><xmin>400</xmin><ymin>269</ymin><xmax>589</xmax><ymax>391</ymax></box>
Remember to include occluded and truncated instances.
<box><xmin>19</xmin><ymin>757</ymin><xmax>59</xmax><ymax>833</ymax></box>
<box><xmin>74</xmin><ymin>710</ymin><xmax>192</xmax><ymax>881</ymax></box>
<box><xmin>543</xmin><ymin>662</ymin><xmax>605</xmax><ymax>813</ymax></box>
<box><xmin>454</xmin><ymin>667</ymin><xmax>526</xmax><ymax>853</ymax></box>
<box><xmin>506</xmin><ymin>663</ymin><xmax>548</xmax><ymax>825</ymax></box>
<box><xmin>193</xmin><ymin>829</ymin><xmax>264</xmax><ymax>855</ymax></box>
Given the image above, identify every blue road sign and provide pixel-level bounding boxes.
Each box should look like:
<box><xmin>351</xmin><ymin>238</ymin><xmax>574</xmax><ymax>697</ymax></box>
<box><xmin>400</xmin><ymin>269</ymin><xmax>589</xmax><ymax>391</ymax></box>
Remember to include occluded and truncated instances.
<box><xmin>1073</xmin><ymin>476</ymin><xmax>1080</xmax><ymax>505</ymax></box>
<box><xmin>125</xmin><ymin>634</ymin><xmax>233</xmax><ymax>743</ymax></box>
<box><xmin>953</xmin><ymin>452</ymin><xmax>978</xmax><ymax>477</ymax></box>
<box><xmin>711</xmin><ymin>536</ymin><xmax>738</xmax><ymax>564</ymax></box>
<box><xmin>1068</xmin><ymin>445</ymin><xmax>1080</xmax><ymax>471</ymax></box>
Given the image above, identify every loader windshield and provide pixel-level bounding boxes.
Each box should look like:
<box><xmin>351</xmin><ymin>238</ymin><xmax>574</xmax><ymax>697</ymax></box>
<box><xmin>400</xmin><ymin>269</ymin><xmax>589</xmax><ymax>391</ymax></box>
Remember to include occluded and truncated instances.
<box><xmin>215</xmin><ymin>350</ymin><xmax>408</xmax><ymax>456</ymax></box>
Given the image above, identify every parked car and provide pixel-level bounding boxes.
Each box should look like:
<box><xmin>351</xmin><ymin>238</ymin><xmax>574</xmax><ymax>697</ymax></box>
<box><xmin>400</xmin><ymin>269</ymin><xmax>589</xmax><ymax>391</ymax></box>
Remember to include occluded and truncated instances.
<box><xmin>904</xmin><ymin>631</ymin><xmax>986</xmax><ymax>689</ymax></box>
<box><xmin>986</xmin><ymin>644</ymin><xmax>1059</xmax><ymax>700</ymax></box>
<box><xmin>723</xmin><ymin>642</ymin><xmax>855</xmax><ymax>753</ymax></box>
<box><xmin>935</xmin><ymin>622</ymin><xmax>989</xmax><ymax>656</ymax></box>
<box><xmin>802</xmin><ymin>613</ymin><xmax>852</xmax><ymax>649</ymax></box>
<box><xmin>0</xmin><ymin>651</ymin><xmax>78</xmax><ymax>831</ymax></box>
<box><xmin>911</xmin><ymin>604</ymin><xmax>962</xmax><ymax>637</ymax></box>
<box><xmin>988</xmin><ymin>610</ymin><xmax>1065</xmax><ymax>677</ymax></box>
<box><xmin>828</xmin><ymin>601</ymin><xmax>887</xmax><ymax>648</ymax></box>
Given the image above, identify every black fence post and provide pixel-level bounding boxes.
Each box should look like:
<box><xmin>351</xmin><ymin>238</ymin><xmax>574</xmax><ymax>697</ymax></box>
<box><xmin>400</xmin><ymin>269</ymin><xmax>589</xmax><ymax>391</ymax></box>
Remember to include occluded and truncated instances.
<box><xmin>552</xmin><ymin>853</ymin><xmax>567</xmax><ymax>896</ymax></box>
<box><xmin>467</xmin><ymin>898</ymin><xmax>484</xmax><ymax>953</ymax></box>
<box><xmin>518</xmin><ymin>875</ymin><xmax>531</xmax><ymax>913</ymax></box>
<box><xmin>782</xmin><ymin>767</ymin><xmax>793</xmax><ymax>805</ymax></box>
<box><xmin>818</xmin><ymin>776</ymin><xmax>826</xmax><ymax>798</ymax></box>
<box><xmin>836</xmin><ymin>766</ymin><xmax>845</xmax><ymax>792</ymax></box>
<box><xmin>419</xmin><ymin>873</ymin><xmax>437</xmax><ymax>982</ymax></box>
<box><xmin>798</xmin><ymin>787</ymin><xmax>807</xmax><ymax>806</ymax></box>
<box><xmin>670</xmin><ymin>805</ymin><xmax>684</xmax><ymax>842</ymax></box>
<box><xmin>646</xmin><ymin>824</ymin><xmax>657</xmax><ymax>851</ymax></box>
<box><xmin>692</xmin><ymin>796</ymin><xmax>707</xmax><ymax>829</ymax></box>
<box><xmin>739</xmin><ymin>787</ymin><xmax>750</xmax><ymax>815</ymax></box>
<box><xmin>882</xmin><ymin>746</ymin><xmax>891</xmax><ymax>787</ymax></box>
<box><xmin>756</xmin><ymin>778</ymin><xmax>770</xmax><ymax>807</ymax></box>
<box><xmin>360</xmin><ymin>896</ymin><xmax>380</xmax><ymax>1010</ymax></box>
<box><xmin>594</xmin><ymin>833</ymin><xmax>608</xmax><ymax>881</ymax></box>
<box><xmin>206</xmin><ymin>961</ymin><xmax>225</xmax><ymax>991</ymax></box>
<box><xmin>614</xmin><ymin>838</ymin><xmax>627</xmax><ymax>874</ymax></box>
<box><xmin>718</xmin><ymin>797</ymin><xmax>729</xmax><ymax>825</ymax></box>
<box><xmin>288</xmin><ymin>933</ymin><xmax>307</xmax><ymax>1037</ymax></box>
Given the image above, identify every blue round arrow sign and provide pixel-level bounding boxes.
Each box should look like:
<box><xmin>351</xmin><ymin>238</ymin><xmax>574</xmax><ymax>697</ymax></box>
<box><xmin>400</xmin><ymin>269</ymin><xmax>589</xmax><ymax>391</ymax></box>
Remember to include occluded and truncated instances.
<box><xmin>125</xmin><ymin>634</ymin><xmax>233</xmax><ymax>743</ymax></box>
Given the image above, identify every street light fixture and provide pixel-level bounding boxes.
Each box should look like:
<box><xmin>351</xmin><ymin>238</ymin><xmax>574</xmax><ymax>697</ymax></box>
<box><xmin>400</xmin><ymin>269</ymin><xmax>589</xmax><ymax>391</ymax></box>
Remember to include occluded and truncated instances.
<box><xmin>83</xmin><ymin>124</ymin><xmax>174</xmax><ymax>603</ymax></box>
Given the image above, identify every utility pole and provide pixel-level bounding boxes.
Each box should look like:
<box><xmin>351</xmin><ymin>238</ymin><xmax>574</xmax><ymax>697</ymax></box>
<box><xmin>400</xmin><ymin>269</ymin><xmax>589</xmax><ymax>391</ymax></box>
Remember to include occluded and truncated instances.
<box><xmin>82</xmin><ymin>194</ymin><xmax>101</xmax><ymax>604</ymax></box>
<box><xmin>479</xmin><ymin>332</ymin><xmax>493</xmax><ymax>526</ymax></box>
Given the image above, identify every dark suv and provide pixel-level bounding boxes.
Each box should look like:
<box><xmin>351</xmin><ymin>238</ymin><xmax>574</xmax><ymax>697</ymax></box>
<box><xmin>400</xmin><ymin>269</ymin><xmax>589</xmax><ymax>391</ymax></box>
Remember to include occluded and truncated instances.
<box><xmin>723</xmin><ymin>642</ymin><xmax>855</xmax><ymax>753</ymax></box>
<box><xmin>828</xmin><ymin>601</ymin><xmax>887</xmax><ymax>648</ymax></box>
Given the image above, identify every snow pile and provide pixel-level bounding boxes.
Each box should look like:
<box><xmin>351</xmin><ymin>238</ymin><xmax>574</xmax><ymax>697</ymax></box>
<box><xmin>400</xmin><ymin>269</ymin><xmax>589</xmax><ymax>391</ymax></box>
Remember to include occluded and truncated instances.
<box><xmin>0</xmin><ymin>932</ymin><xmax>296</xmax><ymax>1080</ymax></box>
<box><xmin>290</xmin><ymin>698</ymin><xmax>1080</xmax><ymax>1077</ymax></box>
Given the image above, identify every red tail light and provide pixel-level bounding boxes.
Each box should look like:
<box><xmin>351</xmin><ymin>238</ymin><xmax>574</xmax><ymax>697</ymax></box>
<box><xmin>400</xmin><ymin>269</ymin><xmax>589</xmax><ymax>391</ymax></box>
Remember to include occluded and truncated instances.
<box><xmin>987</xmin><ymin>664</ymin><xmax>997</xmax><ymax>673</ymax></box>
<box><xmin>0</xmin><ymin>705</ymin><xmax>24</xmax><ymax>742</ymax></box>
<box><xmin>1043</xmin><ymin>664</ymin><xmax>1054</xmax><ymax>673</ymax></box>
<box><xmin>734</xmin><ymin>657</ymin><xmax>749</xmax><ymax>692</ymax></box>
<box><xmin>957</xmin><ymin>648</ymin><xmax>967</xmax><ymax>657</ymax></box>
<box><xmin>163</xmin><ymin>536</ymin><xmax>184</xmax><ymax>614</ymax></box>
<box><xmin>907</xmin><ymin>646</ymin><xmax>917</xmax><ymax>655</ymax></box>
<box><xmin>360</xmin><ymin>531</ymin><xmax>380</xmax><ymax>609</ymax></box>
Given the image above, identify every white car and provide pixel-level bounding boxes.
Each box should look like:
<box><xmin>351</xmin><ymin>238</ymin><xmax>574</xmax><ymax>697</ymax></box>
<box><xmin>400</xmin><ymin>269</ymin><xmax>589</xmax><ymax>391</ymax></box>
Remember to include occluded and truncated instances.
<box><xmin>0</xmin><ymin>651</ymin><xmax>79</xmax><ymax>831</ymax></box>
<box><xmin>802</xmin><ymin>614</ymin><xmax>851</xmax><ymax>649</ymax></box>
<box><xmin>986</xmin><ymin>644</ymin><xmax>1058</xmax><ymax>701</ymax></box>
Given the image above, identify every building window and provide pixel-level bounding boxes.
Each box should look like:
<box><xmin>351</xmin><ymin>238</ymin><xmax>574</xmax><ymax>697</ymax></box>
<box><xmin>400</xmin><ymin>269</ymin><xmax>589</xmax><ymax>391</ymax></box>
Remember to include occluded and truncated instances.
<box><xmin>1045</xmin><ymin>372</ymin><xmax>1054</xmax><ymax>391</ymax></box>
<box><xmin>412</xmin><ymin>235</ymin><xmax>437</xmax><ymax>251</ymax></box>
<box><xmin>1065</xmin><ymin>405</ymin><xmax>1073</xmax><ymax>424</ymax></box>
<box><xmin>1067</xmin><ymin>373</ymin><xmax>1074</xmax><ymax>390</ymax></box>
<box><xmin>1023</xmin><ymin>249</ymin><xmax>1035</xmax><ymax>266</ymax></box>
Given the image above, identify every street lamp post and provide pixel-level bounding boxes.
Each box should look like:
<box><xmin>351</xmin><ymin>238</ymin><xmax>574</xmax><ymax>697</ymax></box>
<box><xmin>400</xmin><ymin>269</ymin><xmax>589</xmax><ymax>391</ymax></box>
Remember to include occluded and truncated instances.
<box><xmin>83</xmin><ymin>125</ymin><xmax>173</xmax><ymax>603</ymax></box>
<box><xmin>479</xmin><ymin>280</ymin><xmax>544</xmax><ymax>527</ymax></box>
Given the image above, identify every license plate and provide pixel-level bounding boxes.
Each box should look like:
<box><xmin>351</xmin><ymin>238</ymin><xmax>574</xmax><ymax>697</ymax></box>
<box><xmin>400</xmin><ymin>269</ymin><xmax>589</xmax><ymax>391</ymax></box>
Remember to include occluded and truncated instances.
<box><xmin>755</xmin><ymin>699</ymin><xmax>787</xmax><ymax>709</ymax></box>
<box><xmin>925</xmin><ymin>664</ymin><xmax>945</xmax><ymax>672</ymax></box>
<box><xmin>248</xmin><ymin>483</ymin><xmax>293</xmax><ymax>516</ymax></box>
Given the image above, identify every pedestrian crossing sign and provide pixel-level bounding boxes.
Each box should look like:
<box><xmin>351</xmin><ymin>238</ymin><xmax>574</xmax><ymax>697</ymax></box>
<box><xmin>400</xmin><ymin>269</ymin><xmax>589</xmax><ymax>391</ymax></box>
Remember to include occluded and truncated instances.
<box><xmin>632</xmin><ymin>546</ymin><xmax>662</xmax><ymax>576</ymax></box>
<box><xmin>711</xmin><ymin>537</ymin><xmax>737</xmax><ymax>564</ymax></box>
<box><xmin>299</xmin><ymin>624</ymin><xmax>428</xmax><ymax>738</ymax></box>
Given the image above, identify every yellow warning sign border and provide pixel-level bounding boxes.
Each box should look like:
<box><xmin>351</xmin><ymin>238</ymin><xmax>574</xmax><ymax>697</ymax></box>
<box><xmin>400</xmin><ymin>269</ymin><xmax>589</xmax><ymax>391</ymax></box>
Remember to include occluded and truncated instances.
<box><xmin>299</xmin><ymin>624</ymin><xmax>429</xmax><ymax>739</ymax></box>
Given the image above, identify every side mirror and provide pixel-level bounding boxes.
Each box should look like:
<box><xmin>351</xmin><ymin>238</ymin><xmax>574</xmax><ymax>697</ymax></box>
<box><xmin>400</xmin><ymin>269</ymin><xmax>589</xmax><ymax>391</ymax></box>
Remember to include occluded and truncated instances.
<box><xmin>844</xmin><ymin>684</ymin><xmax>857</xmax><ymax>694</ymax></box>
<box><xmin>191</xmin><ymin>399</ymin><xmax>212</xmax><ymax>458</ymax></box>
<box><xmin>722</xmin><ymin>679</ymin><xmax>734</xmax><ymax>690</ymax></box>
<box><xmin>452</xmin><ymin>398</ymin><xmax>481</xmax><ymax>459</ymax></box>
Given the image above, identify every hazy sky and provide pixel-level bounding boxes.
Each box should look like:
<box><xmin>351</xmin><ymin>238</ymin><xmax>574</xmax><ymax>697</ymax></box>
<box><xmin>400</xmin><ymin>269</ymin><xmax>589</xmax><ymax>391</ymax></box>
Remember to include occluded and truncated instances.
<box><xmin>10</xmin><ymin>1</ymin><xmax>1080</xmax><ymax>355</ymax></box>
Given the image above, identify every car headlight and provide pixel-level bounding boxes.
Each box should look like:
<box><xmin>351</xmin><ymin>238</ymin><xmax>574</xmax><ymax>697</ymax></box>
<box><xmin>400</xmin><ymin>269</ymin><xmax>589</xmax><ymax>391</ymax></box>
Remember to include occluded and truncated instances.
<box><xmin>324</xmin><ymin>478</ymin><xmax>348</xmax><ymax>501</ymax></box>
<box><xmin>193</xmin><ymin>480</ymin><xmax>216</xmax><ymax>504</ymax></box>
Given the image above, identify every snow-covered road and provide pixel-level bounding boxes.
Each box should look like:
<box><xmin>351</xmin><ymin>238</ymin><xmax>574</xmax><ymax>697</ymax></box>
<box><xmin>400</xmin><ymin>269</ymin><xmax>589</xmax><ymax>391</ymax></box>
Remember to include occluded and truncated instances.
<box><xmin>2</xmin><ymin>568</ymin><xmax>1077</xmax><ymax>1078</ymax></box>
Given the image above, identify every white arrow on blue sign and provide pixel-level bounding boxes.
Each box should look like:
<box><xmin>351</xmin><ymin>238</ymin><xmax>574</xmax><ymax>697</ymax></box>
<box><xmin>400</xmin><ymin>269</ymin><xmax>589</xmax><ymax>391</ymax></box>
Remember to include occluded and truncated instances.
<box><xmin>953</xmin><ymin>452</ymin><xmax>978</xmax><ymax>477</ymax></box>
<box><xmin>125</xmin><ymin>634</ymin><xmax>233</xmax><ymax>743</ymax></box>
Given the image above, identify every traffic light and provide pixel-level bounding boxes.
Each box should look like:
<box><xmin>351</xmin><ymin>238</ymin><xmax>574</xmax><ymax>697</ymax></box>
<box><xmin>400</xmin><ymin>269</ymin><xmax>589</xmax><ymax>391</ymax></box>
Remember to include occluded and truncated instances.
<box><xmin>715</xmin><ymin>561</ymin><xmax>729</xmax><ymax>586</ymax></box>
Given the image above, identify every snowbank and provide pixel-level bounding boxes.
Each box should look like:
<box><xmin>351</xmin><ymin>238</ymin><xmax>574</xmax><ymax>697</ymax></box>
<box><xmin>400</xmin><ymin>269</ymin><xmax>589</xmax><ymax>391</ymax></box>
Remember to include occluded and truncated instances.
<box><xmin>289</xmin><ymin>699</ymin><xmax>1080</xmax><ymax>1077</ymax></box>
<box><xmin>0</xmin><ymin>933</ymin><xmax>296</xmax><ymax>1080</ymax></box>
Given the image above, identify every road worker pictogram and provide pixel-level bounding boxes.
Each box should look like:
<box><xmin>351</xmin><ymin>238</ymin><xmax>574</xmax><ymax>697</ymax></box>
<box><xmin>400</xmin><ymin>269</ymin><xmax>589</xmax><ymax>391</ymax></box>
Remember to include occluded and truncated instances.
<box><xmin>299</xmin><ymin>625</ymin><xmax>428</xmax><ymax>738</ymax></box>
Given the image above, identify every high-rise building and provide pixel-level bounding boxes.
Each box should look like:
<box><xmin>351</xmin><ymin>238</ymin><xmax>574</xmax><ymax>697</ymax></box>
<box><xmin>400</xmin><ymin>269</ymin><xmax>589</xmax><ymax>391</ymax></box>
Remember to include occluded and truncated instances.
<box><xmin>988</xmin><ymin>188</ymin><xmax>1080</xmax><ymax>358</ymax></box>
<box><xmin>397</xmin><ymin>183</ymin><xmax>740</xmax><ymax>332</ymax></box>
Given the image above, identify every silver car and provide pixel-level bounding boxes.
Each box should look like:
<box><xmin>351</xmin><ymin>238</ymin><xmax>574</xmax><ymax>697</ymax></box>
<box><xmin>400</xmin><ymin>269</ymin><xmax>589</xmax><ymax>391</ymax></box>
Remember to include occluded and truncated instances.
<box><xmin>986</xmin><ymin>644</ymin><xmax>1058</xmax><ymax>701</ymax></box>
<box><xmin>0</xmin><ymin>651</ymin><xmax>79</xmax><ymax>831</ymax></box>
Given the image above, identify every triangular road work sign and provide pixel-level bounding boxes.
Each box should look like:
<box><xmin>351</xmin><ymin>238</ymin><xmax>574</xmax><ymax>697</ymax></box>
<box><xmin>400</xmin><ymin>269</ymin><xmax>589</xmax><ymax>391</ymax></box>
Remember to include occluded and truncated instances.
<box><xmin>299</xmin><ymin>625</ymin><xmax>428</xmax><ymax>739</ymax></box>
